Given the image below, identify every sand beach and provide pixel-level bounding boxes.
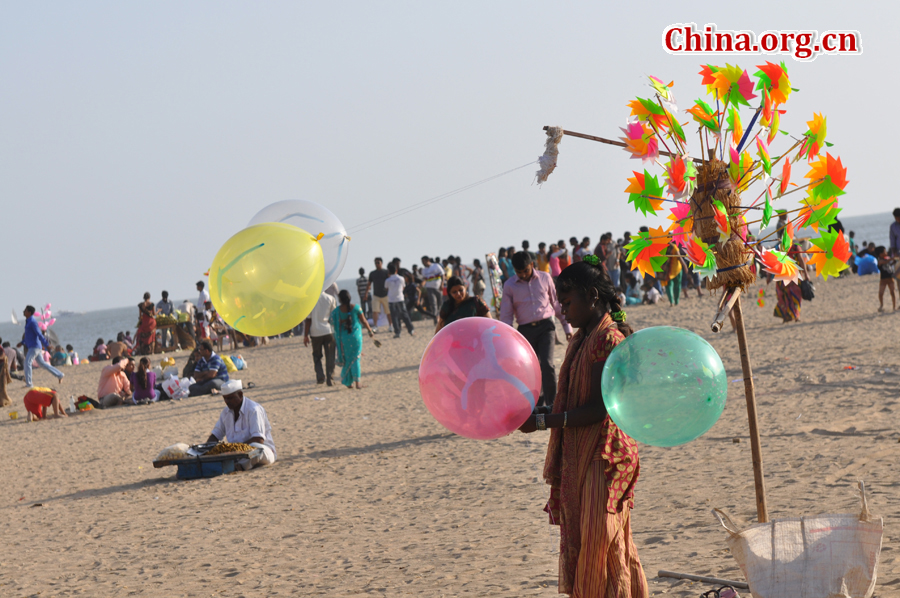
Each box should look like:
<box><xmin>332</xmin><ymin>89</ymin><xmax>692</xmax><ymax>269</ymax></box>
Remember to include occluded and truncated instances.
<box><xmin>1</xmin><ymin>273</ymin><xmax>898</xmax><ymax>597</ymax></box>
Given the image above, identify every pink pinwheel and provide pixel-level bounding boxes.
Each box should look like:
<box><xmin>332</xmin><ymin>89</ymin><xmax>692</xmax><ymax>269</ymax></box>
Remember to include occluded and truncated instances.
<box><xmin>619</xmin><ymin>120</ymin><xmax>659</xmax><ymax>163</ymax></box>
<box><xmin>666</xmin><ymin>202</ymin><xmax>693</xmax><ymax>246</ymax></box>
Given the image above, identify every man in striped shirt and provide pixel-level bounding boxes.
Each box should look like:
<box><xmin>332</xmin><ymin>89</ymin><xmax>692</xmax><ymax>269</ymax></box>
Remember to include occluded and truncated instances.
<box><xmin>356</xmin><ymin>268</ymin><xmax>371</xmax><ymax>319</ymax></box>
<box><xmin>188</xmin><ymin>340</ymin><xmax>230</xmax><ymax>396</ymax></box>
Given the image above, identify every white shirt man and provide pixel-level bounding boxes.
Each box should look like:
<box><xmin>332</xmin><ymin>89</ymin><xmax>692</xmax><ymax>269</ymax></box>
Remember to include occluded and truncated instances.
<box><xmin>208</xmin><ymin>380</ymin><xmax>277</xmax><ymax>470</ymax></box>
<box><xmin>304</xmin><ymin>292</ymin><xmax>337</xmax><ymax>385</ymax></box>
<box><xmin>420</xmin><ymin>257</ymin><xmax>445</xmax><ymax>323</ymax></box>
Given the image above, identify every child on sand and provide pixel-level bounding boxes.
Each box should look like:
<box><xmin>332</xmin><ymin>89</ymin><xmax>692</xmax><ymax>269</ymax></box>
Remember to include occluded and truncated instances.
<box><xmin>875</xmin><ymin>246</ymin><xmax>897</xmax><ymax>312</ymax></box>
<box><xmin>24</xmin><ymin>388</ymin><xmax>67</xmax><ymax>421</ymax></box>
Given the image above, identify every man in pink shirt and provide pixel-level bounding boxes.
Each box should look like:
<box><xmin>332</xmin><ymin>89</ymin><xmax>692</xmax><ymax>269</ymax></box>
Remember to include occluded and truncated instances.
<box><xmin>500</xmin><ymin>252</ymin><xmax>572</xmax><ymax>410</ymax></box>
<box><xmin>97</xmin><ymin>356</ymin><xmax>133</xmax><ymax>408</ymax></box>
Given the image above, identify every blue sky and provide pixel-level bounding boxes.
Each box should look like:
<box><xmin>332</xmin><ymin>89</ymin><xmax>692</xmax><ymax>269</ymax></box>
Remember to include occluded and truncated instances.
<box><xmin>1</xmin><ymin>1</ymin><xmax>891</xmax><ymax>312</ymax></box>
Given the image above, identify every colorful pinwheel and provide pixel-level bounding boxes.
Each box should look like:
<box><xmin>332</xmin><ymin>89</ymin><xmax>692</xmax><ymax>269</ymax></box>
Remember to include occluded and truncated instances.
<box><xmin>624</xmin><ymin>227</ymin><xmax>670</xmax><ymax>277</ymax></box>
<box><xmin>754</xmin><ymin>61</ymin><xmax>792</xmax><ymax>105</ymax></box>
<box><xmin>756</xmin><ymin>137</ymin><xmax>771</xmax><ymax>176</ymax></box>
<box><xmin>666</xmin><ymin>201</ymin><xmax>693</xmax><ymax>246</ymax></box>
<box><xmin>760</xmin><ymin>249</ymin><xmax>800</xmax><ymax>283</ymax></box>
<box><xmin>781</xmin><ymin>220</ymin><xmax>795</xmax><ymax>251</ymax></box>
<box><xmin>799</xmin><ymin>113</ymin><xmax>827</xmax><ymax>161</ymax></box>
<box><xmin>779</xmin><ymin>159</ymin><xmax>791</xmax><ymax>196</ymax></box>
<box><xmin>619</xmin><ymin>120</ymin><xmax>659</xmax><ymax>162</ymax></box>
<box><xmin>807</xmin><ymin>229</ymin><xmax>851</xmax><ymax>279</ymax></box>
<box><xmin>700</xmin><ymin>64</ymin><xmax>758</xmax><ymax>108</ymax></box>
<box><xmin>625</xmin><ymin>170</ymin><xmax>666</xmax><ymax>216</ymax></box>
<box><xmin>728</xmin><ymin>149</ymin><xmax>753</xmax><ymax>191</ymax></box>
<box><xmin>686</xmin><ymin>99</ymin><xmax>720</xmax><ymax>132</ymax></box>
<box><xmin>726</xmin><ymin>106</ymin><xmax>743</xmax><ymax>148</ymax></box>
<box><xmin>712</xmin><ymin>200</ymin><xmax>730</xmax><ymax>236</ymax></box>
<box><xmin>684</xmin><ymin>235</ymin><xmax>718</xmax><ymax>279</ymax></box>
<box><xmin>805</xmin><ymin>153</ymin><xmax>848</xmax><ymax>203</ymax></box>
<box><xmin>665</xmin><ymin>155</ymin><xmax>697</xmax><ymax>199</ymax></box>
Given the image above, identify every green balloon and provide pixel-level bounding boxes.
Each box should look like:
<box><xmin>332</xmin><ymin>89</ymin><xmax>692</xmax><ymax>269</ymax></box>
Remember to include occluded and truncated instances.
<box><xmin>602</xmin><ymin>326</ymin><xmax>727</xmax><ymax>447</ymax></box>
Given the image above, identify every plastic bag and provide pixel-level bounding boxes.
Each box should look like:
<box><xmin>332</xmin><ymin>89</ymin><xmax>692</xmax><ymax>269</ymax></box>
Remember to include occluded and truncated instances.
<box><xmin>162</xmin><ymin>365</ymin><xmax>179</xmax><ymax>380</ymax></box>
<box><xmin>155</xmin><ymin>442</ymin><xmax>190</xmax><ymax>461</ymax></box>
<box><xmin>222</xmin><ymin>355</ymin><xmax>237</xmax><ymax>373</ymax></box>
<box><xmin>162</xmin><ymin>376</ymin><xmax>193</xmax><ymax>400</ymax></box>
<box><xmin>714</xmin><ymin>482</ymin><xmax>883</xmax><ymax>598</ymax></box>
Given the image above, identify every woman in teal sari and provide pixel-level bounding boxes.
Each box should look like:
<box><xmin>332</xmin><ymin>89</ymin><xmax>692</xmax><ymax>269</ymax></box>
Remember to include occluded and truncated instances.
<box><xmin>331</xmin><ymin>290</ymin><xmax>375</xmax><ymax>389</ymax></box>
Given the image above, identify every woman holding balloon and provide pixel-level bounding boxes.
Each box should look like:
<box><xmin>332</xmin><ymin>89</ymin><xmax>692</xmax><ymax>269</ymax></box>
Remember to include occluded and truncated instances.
<box><xmin>330</xmin><ymin>290</ymin><xmax>375</xmax><ymax>389</ymax></box>
<box><xmin>519</xmin><ymin>256</ymin><xmax>648</xmax><ymax>597</ymax></box>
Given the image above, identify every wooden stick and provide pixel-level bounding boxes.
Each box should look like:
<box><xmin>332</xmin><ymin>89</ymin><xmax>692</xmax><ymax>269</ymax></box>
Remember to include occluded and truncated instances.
<box><xmin>710</xmin><ymin>287</ymin><xmax>741</xmax><ymax>333</ymax></box>
<box><xmin>542</xmin><ymin>126</ymin><xmax>702</xmax><ymax>163</ymax></box>
<box><xmin>658</xmin><ymin>570</ymin><xmax>750</xmax><ymax>590</ymax></box>
<box><xmin>731</xmin><ymin>296</ymin><xmax>769</xmax><ymax>523</ymax></box>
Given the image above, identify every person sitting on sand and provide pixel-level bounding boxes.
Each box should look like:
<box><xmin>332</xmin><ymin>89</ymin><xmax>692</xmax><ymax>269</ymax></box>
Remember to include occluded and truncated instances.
<box><xmin>98</xmin><ymin>356</ymin><xmax>134</xmax><ymax>408</ymax></box>
<box><xmin>206</xmin><ymin>380</ymin><xmax>276</xmax><ymax>470</ymax></box>
<box><xmin>130</xmin><ymin>357</ymin><xmax>159</xmax><ymax>404</ymax></box>
<box><xmin>92</xmin><ymin>338</ymin><xmax>109</xmax><ymax>361</ymax></box>
<box><xmin>107</xmin><ymin>338</ymin><xmax>128</xmax><ymax>360</ymax></box>
<box><xmin>436</xmin><ymin>276</ymin><xmax>491</xmax><ymax>332</ymax></box>
<box><xmin>188</xmin><ymin>340</ymin><xmax>229</xmax><ymax>396</ymax></box>
<box><xmin>51</xmin><ymin>345</ymin><xmax>68</xmax><ymax>367</ymax></box>
<box><xmin>66</xmin><ymin>344</ymin><xmax>79</xmax><ymax>366</ymax></box>
<box><xmin>24</xmin><ymin>387</ymin><xmax>67</xmax><ymax>421</ymax></box>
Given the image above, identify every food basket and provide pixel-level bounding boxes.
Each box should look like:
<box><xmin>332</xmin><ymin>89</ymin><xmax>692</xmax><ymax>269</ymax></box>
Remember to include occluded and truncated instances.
<box><xmin>152</xmin><ymin>442</ymin><xmax>262</xmax><ymax>479</ymax></box>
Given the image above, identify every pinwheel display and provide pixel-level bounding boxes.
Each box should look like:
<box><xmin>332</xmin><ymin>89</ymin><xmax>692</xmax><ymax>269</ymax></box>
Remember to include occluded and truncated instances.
<box><xmin>540</xmin><ymin>63</ymin><xmax>851</xmax><ymax>289</ymax></box>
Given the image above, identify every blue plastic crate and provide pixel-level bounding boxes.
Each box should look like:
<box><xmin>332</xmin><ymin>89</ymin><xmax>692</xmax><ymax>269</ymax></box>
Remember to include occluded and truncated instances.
<box><xmin>176</xmin><ymin>458</ymin><xmax>236</xmax><ymax>479</ymax></box>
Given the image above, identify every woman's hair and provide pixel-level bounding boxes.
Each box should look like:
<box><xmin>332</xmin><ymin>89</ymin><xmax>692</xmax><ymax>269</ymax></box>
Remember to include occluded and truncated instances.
<box><xmin>143</xmin><ymin>292</ymin><xmax>151</xmax><ymax>300</ymax></box>
<box><xmin>472</xmin><ymin>258</ymin><xmax>481</xmax><ymax>268</ymax></box>
<box><xmin>875</xmin><ymin>245</ymin><xmax>887</xmax><ymax>258</ymax></box>
<box><xmin>137</xmin><ymin>357</ymin><xmax>150</xmax><ymax>389</ymax></box>
<box><xmin>555</xmin><ymin>261</ymin><xmax>633</xmax><ymax>337</ymax></box>
<box><xmin>498</xmin><ymin>248</ymin><xmax>506</xmax><ymax>257</ymax></box>
<box><xmin>446</xmin><ymin>276</ymin><xmax>466</xmax><ymax>292</ymax></box>
<box><xmin>117</xmin><ymin>332</ymin><xmax>125</xmax><ymax>341</ymax></box>
<box><xmin>96</xmin><ymin>338</ymin><xmax>104</xmax><ymax>346</ymax></box>
<box><xmin>66</xmin><ymin>344</ymin><xmax>73</xmax><ymax>351</ymax></box>
<box><xmin>337</xmin><ymin>290</ymin><xmax>354</xmax><ymax>333</ymax></box>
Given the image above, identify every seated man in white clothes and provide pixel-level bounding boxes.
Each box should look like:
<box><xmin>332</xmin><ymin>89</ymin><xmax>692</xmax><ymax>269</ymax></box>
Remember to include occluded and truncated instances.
<box><xmin>206</xmin><ymin>380</ymin><xmax>277</xmax><ymax>470</ymax></box>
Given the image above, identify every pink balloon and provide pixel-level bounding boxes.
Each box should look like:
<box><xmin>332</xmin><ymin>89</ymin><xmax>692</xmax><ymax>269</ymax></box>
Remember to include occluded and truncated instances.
<box><xmin>419</xmin><ymin>318</ymin><xmax>540</xmax><ymax>440</ymax></box>
<box><xmin>38</xmin><ymin>323</ymin><xmax>47</xmax><ymax>332</ymax></box>
<box><xmin>45</xmin><ymin>303</ymin><xmax>51</xmax><ymax>310</ymax></box>
<box><xmin>46</xmin><ymin>318</ymin><xmax>56</xmax><ymax>327</ymax></box>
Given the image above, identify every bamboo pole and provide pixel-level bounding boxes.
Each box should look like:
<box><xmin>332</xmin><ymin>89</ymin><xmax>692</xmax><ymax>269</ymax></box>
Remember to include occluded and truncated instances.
<box><xmin>541</xmin><ymin>126</ymin><xmax>702</xmax><ymax>163</ymax></box>
<box><xmin>658</xmin><ymin>570</ymin><xmax>749</xmax><ymax>590</ymax></box>
<box><xmin>711</xmin><ymin>287</ymin><xmax>741</xmax><ymax>333</ymax></box>
<box><xmin>729</xmin><ymin>296</ymin><xmax>769</xmax><ymax>523</ymax></box>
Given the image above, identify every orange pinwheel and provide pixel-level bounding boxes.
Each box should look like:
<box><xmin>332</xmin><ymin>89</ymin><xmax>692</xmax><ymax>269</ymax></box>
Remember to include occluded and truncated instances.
<box><xmin>624</xmin><ymin>226</ymin><xmax>670</xmax><ymax>278</ymax></box>
<box><xmin>805</xmin><ymin>153</ymin><xmax>848</xmax><ymax>202</ymax></box>
<box><xmin>760</xmin><ymin>249</ymin><xmax>800</xmax><ymax>283</ymax></box>
<box><xmin>619</xmin><ymin>121</ymin><xmax>659</xmax><ymax>163</ymax></box>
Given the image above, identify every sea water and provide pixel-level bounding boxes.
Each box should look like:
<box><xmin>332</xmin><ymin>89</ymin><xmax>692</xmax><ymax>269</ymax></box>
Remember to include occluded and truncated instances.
<box><xmin>2</xmin><ymin>212</ymin><xmax>893</xmax><ymax>357</ymax></box>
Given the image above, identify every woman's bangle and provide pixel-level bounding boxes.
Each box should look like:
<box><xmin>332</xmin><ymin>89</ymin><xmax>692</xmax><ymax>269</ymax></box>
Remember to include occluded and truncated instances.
<box><xmin>536</xmin><ymin>413</ymin><xmax>546</xmax><ymax>431</ymax></box>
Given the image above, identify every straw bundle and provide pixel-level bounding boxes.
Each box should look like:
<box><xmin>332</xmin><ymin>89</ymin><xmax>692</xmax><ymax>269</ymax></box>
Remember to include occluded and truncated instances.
<box><xmin>690</xmin><ymin>159</ymin><xmax>755</xmax><ymax>291</ymax></box>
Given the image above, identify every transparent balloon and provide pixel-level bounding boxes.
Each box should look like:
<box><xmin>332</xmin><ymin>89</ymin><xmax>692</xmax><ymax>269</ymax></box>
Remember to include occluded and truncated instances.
<box><xmin>208</xmin><ymin>223</ymin><xmax>325</xmax><ymax>338</ymax></box>
<box><xmin>248</xmin><ymin>200</ymin><xmax>349</xmax><ymax>289</ymax></box>
<box><xmin>602</xmin><ymin>326</ymin><xmax>727</xmax><ymax>447</ymax></box>
<box><xmin>419</xmin><ymin>318</ymin><xmax>540</xmax><ymax>440</ymax></box>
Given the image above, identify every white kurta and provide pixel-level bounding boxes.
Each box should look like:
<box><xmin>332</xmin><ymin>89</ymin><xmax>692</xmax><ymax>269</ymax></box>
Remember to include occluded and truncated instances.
<box><xmin>210</xmin><ymin>397</ymin><xmax>277</xmax><ymax>468</ymax></box>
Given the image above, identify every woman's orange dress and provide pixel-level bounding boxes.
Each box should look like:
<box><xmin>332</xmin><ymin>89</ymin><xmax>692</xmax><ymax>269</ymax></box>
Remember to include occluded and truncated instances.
<box><xmin>543</xmin><ymin>314</ymin><xmax>648</xmax><ymax>597</ymax></box>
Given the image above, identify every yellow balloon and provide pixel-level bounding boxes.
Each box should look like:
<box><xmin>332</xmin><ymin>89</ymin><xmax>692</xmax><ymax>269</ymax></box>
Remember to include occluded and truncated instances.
<box><xmin>208</xmin><ymin>223</ymin><xmax>325</xmax><ymax>337</ymax></box>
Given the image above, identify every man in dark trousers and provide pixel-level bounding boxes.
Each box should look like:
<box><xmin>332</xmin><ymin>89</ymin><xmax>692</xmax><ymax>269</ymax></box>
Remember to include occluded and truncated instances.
<box><xmin>499</xmin><ymin>252</ymin><xmax>572</xmax><ymax>411</ymax></box>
